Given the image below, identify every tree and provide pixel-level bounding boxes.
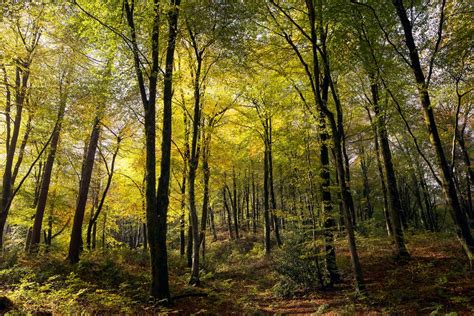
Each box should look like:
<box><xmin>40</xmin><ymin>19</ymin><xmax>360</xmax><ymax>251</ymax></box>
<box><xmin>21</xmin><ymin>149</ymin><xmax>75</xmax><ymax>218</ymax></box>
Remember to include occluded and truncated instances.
<box><xmin>86</xmin><ymin>129</ymin><xmax>122</xmax><ymax>250</ymax></box>
<box><xmin>29</xmin><ymin>67</ymin><xmax>70</xmax><ymax>252</ymax></box>
<box><xmin>68</xmin><ymin>112</ymin><xmax>100</xmax><ymax>263</ymax></box>
<box><xmin>0</xmin><ymin>9</ymin><xmax>41</xmax><ymax>248</ymax></box>
<box><xmin>390</xmin><ymin>0</ymin><xmax>474</xmax><ymax>262</ymax></box>
<box><xmin>267</xmin><ymin>0</ymin><xmax>366</xmax><ymax>293</ymax></box>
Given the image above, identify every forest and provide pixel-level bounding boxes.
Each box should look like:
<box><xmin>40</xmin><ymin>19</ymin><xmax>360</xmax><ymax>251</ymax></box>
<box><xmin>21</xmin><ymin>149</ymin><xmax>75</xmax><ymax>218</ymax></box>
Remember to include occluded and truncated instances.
<box><xmin>0</xmin><ymin>0</ymin><xmax>473</xmax><ymax>314</ymax></box>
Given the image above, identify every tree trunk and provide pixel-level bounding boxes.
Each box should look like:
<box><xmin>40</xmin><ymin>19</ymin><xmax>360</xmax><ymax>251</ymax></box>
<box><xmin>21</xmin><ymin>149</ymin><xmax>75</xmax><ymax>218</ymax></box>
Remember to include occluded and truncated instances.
<box><xmin>91</xmin><ymin>221</ymin><xmax>97</xmax><ymax>249</ymax></box>
<box><xmin>142</xmin><ymin>222</ymin><xmax>147</xmax><ymax>249</ymax></box>
<box><xmin>366</xmin><ymin>107</ymin><xmax>392</xmax><ymax>236</ymax></box>
<box><xmin>210</xmin><ymin>206</ymin><xmax>217</xmax><ymax>241</ymax></box>
<box><xmin>359</xmin><ymin>143</ymin><xmax>373</xmax><ymax>220</ymax></box>
<box><xmin>268</xmin><ymin>118</ymin><xmax>282</xmax><ymax>246</ymax></box>
<box><xmin>102</xmin><ymin>212</ymin><xmax>107</xmax><ymax>250</ymax></box>
<box><xmin>86</xmin><ymin>136</ymin><xmax>121</xmax><ymax>250</ymax></box>
<box><xmin>252</xmin><ymin>173</ymin><xmax>257</xmax><ymax>234</ymax></box>
<box><xmin>86</xmin><ymin>193</ymin><xmax>99</xmax><ymax>250</ymax></box>
<box><xmin>319</xmin><ymin>73</ymin><xmax>340</xmax><ymax>284</ymax></box>
<box><xmin>308</xmin><ymin>0</ymin><xmax>365</xmax><ymax>292</ymax></box>
<box><xmin>0</xmin><ymin>62</ymin><xmax>30</xmax><ymax>248</ymax></box>
<box><xmin>200</xmin><ymin>126</ymin><xmax>211</xmax><ymax>264</ymax></box>
<box><xmin>371</xmin><ymin>80</ymin><xmax>409</xmax><ymax>259</ymax></box>
<box><xmin>180</xmin><ymin>108</ymin><xmax>189</xmax><ymax>256</ymax></box>
<box><xmin>186</xmin><ymin>214</ymin><xmax>193</xmax><ymax>267</ymax></box>
<box><xmin>263</xmin><ymin>132</ymin><xmax>271</xmax><ymax>255</ymax></box>
<box><xmin>46</xmin><ymin>215</ymin><xmax>52</xmax><ymax>246</ymax></box>
<box><xmin>29</xmin><ymin>87</ymin><xmax>67</xmax><ymax>252</ymax></box>
<box><xmin>332</xmin><ymin>129</ymin><xmax>366</xmax><ymax>293</ymax></box>
<box><xmin>231</xmin><ymin>168</ymin><xmax>239</xmax><ymax>239</ymax></box>
<box><xmin>223</xmin><ymin>186</ymin><xmax>233</xmax><ymax>239</ymax></box>
<box><xmin>457</xmin><ymin>133</ymin><xmax>473</xmax><ymax>222</ymax></box>
<box><xmin>68</xmin><ymin>116</ymin><xmax>100</xmax><ymax>264</ymax></box>
<box><xmin>187</xmin><ymin>50</ymin><xmax>203</xmax><ymax>286</ymax></box>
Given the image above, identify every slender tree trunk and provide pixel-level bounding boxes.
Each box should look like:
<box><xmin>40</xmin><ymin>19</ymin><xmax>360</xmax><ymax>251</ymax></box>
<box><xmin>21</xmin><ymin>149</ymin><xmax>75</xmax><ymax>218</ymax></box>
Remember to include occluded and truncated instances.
<box><xmin>68</xmin><ymin>116</ymin><xmax>100</xmax><ymax>264</ymax></box>
<box><xmin>142</xmin><ymin>222</ymin><xmax>147</xmax><ymax>249</ymax></box>
<box><xmin>268</xmin><ymin>118</ymin><xmax>282</xmax><ymax>246</ymax></box>
<box><xmin>371</xmin><ymin>80</ymin><xmax>409</xmax><ymax>259</ymax></box>
<box><xmin>92</xmin><ymin>222</ymin><xmax>97</xmax><ymax>249</ymax></box>
<box><xmin>152</xmin><ymin>0</ymin><xmax>181</xmax><ymax>299</ymax></box>
<box><xmin>320</xmin><ymin>115</ymin><xmax>340</xmax><ymax>283</ymax></box>
<box><xmin>187</xmin><ymin>53</ymin><xmax>203</xmax><ymax>286</ymax></box>
<box><xmin>366</xmin><ymin>107</ymin><xmax>392</xmax><ymax>236</ymax></box>
<box><xmin>319</xmin><ymin>73</ymin><xmax>340</xmax><ymax>284</ymax></box>
<box><xmin>223</xmin><ymin>186</ymin><xmax>233</xmax><ymax>239</ymax></box>
<box><xmin>252</xmin><ymin>173</ymin><xmax>257</xmax><ymax>234</ymax></box>
<box><xmin>246</xmin><ymin>176</ymin><xmax>250</xmax><ymax>231</ymax></box>
<box><xmin>46</xmin><ymin>215</ymin><xmax>52</xmax><ymax>246</ymax></box>
<box><xmin>341</xmin><ymin>139</ymin><xmax>356</xmax><ymax>227</ymax></box>
<box><xmin>309</xmin><ymin>0</ymin><xmax>365</xmax><ymax>292</ymax></box>
<box><xmin>200</xmin><ymin>127</ymin><xmax>211</xmax><ymax>264</ymax></box>
<box><xmin>332</xmin><ymin>130</ymin><xmax>366</xmax><ymax>292</ymax></box>
<box><xmin>180</xmin><ymin>192</ymin><xmax>186</xmax><ymax>256</ymax></box>
<box><xmin>86</xmin><ymin>136</ymin><xmax>120</xmax><ymax>250</ymax></box>
<box><xmin>180</xmin><ymin>108</ymin><xmax>189</xmax><ymax>256</ymax></box>
<box><xmin>29</xmin><ymin>86</ymin><xmax>67</xmax><ymax>252</ymax></box>
<box><xmin>102</xmin><ymin>212</ymin><xmax>107</xmax><ymax>250</ymax></box>
<box><xmin>0</xmin><ymin>62</ymin><xmax>30</xmax><ymax>248</ymax></box>
<box><xmin>209</xmin><ymin>207</ymin><xmax>217</xmax><ymax>241</ymax></box>
<box><xmin>457</xmin><ymin>134</ymin><xmax>473</xmax><ymax>222</ymax></box>
<box><xmin>186</xmin><ymin>213</ymin><xmax>193</xmax><ymax>267</ymax></box>
<box><xmin>12</xmin><ymin>115</ymin><xmax>32</xmax><ymax>186</ymax></box>
<box><xmin>263</xmin><ymin>134</ymin><xmax>271</xmax><ymax>255</ymax></box>
<box><xmin>359</xmin><ymin>143</ymin><xmax>373</xmax><ymax>219</ymax></box>
<box><xmin>24</xmin><ymin>228</ymin><xmax>32</xmax><ymax>252</ymax></box>
<box><xmin>231</xmin><ymin>168</ymin><xmax>239</xmax><ymax>239</ymax></box>
<box><xmin>33</xmin><ymin>161</ymin><xmax>43</xmax><ymax>208</ymax></box>
<box><xmin>124</xmin><ymin>0</ymin><xmax>179</xmax><ymax>300</ymax></box>
<box><xmin>86</xmin><ymin>191</ymin><xmax>99</xmax><ymax>250</ymax></box>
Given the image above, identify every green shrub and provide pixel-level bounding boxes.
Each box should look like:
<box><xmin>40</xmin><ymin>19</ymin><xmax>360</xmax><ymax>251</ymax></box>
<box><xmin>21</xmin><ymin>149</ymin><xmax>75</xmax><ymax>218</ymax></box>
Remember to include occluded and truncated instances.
<box><xmin>272</xmin><ymin>231</ymin><xmax>328</xmax><ymax>297</ymax></box>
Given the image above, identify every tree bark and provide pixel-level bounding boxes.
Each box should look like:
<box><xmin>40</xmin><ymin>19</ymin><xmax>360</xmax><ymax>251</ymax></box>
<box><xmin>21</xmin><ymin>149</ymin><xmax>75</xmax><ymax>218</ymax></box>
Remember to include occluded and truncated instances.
<box><xmin>309</xmin><ymin>0</ymin><xmax>366</xmax><ymax>293</ymax></box>
<box><xmin>263</xmin><ymin>129</ymin><xmax>271</xmax><ymax>255</ymax></box>
<box><xmin>268</xmin><ymin>117</ymin><xmax>282</xmax><ymax>246</ymax></box>
<box><xmin>186</xmin><ymin>213</ymin><xmax>193</xmax><ymax>267</ymax></box>
<box><xmin>180</xmin><ymin>108</ymin><xmax>189</xmax><ymax>256</ymax></box>
<box><xmin>223</xmin><ymin>185</ymin><xmax>233</xmax><ymax>239</ymax></box>
<box><xmin>231</xmin><ymin>168</ymin><xmax>240</xmax><ymax>239</ymax></box>
<box><xmin>371</xmin><ymin>80</ymin><xmax>409</xmax><ymax>259</ymax></box>
<box><xmin>359</xmin><ymin>143</ymin><xmax>373</xmax><ymax>220</ymax></box>
<box><xmin>29</xmin><ymin>79</ymin><xmax>68</xmax><ymax>252</ymax></box>
<box><xmin>319</xmin><ymin>72</ymin><xmax>340</xmax><ymax>284</ymax></box>
<box><xmin>68</xmin><ymin>116</ymin><xmax>100</xmax><ymax>264</ymax></box>
<box><xmin>252</xmin><ymin>173</ymin><xmax>257</xmax><ymax>234</ymax></box>
<box><xmin>187</xmin><ymin>47</ymin><xmax>203</xmax><ymax>286</ymax></box>
<box><xmin>199</xmin><ymin>123</ymin><xmax>212</xmax><ymax>264</ymax></box>
<box><xmin>0</xmin><ymin>62</ymin><xmax>31</xmax><ymax>248</ymax></box>
<box><xmin>152</xmin><ymin>0</ymin><xmax>181</xmax><ymax>299</ymax></box>
<box><xmin>86</xmin><ymin>136</ymin><xmax>121</xmax><ymax>250</ymax></box>
<box><xmin>366</xmin><ymin>107</ymin><xmax>392</xmax><ymax>236</ymax></box>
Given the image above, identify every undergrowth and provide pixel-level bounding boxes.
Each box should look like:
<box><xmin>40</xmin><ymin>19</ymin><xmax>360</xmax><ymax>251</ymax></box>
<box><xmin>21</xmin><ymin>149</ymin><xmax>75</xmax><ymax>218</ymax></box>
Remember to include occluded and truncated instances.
<box><xmin>0</xmin><ymin>232</ymin><xmax>473</xmax><ymax>314</ymax></box>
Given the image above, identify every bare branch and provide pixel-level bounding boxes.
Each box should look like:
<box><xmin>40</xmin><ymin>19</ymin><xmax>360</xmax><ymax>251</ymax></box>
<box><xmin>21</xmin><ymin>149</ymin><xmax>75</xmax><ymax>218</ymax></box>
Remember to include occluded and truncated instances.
<box><xmin>351</xmin><ymin>0</ymin><xmax>413</xmax><ymax>68</ymax></box>
<box><xmin>427</xmin><ymin>0</ymin><xmax>446</xmax><ymax>86</ymax></box>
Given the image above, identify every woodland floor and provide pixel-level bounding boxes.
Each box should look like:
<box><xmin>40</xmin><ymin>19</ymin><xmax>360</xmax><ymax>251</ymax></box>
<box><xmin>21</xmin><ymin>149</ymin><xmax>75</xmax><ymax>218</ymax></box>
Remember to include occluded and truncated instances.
<box><xmin>1</xmin><ymin>231</ymin><xmax>473</xmax><ymax>315</ymax></box>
